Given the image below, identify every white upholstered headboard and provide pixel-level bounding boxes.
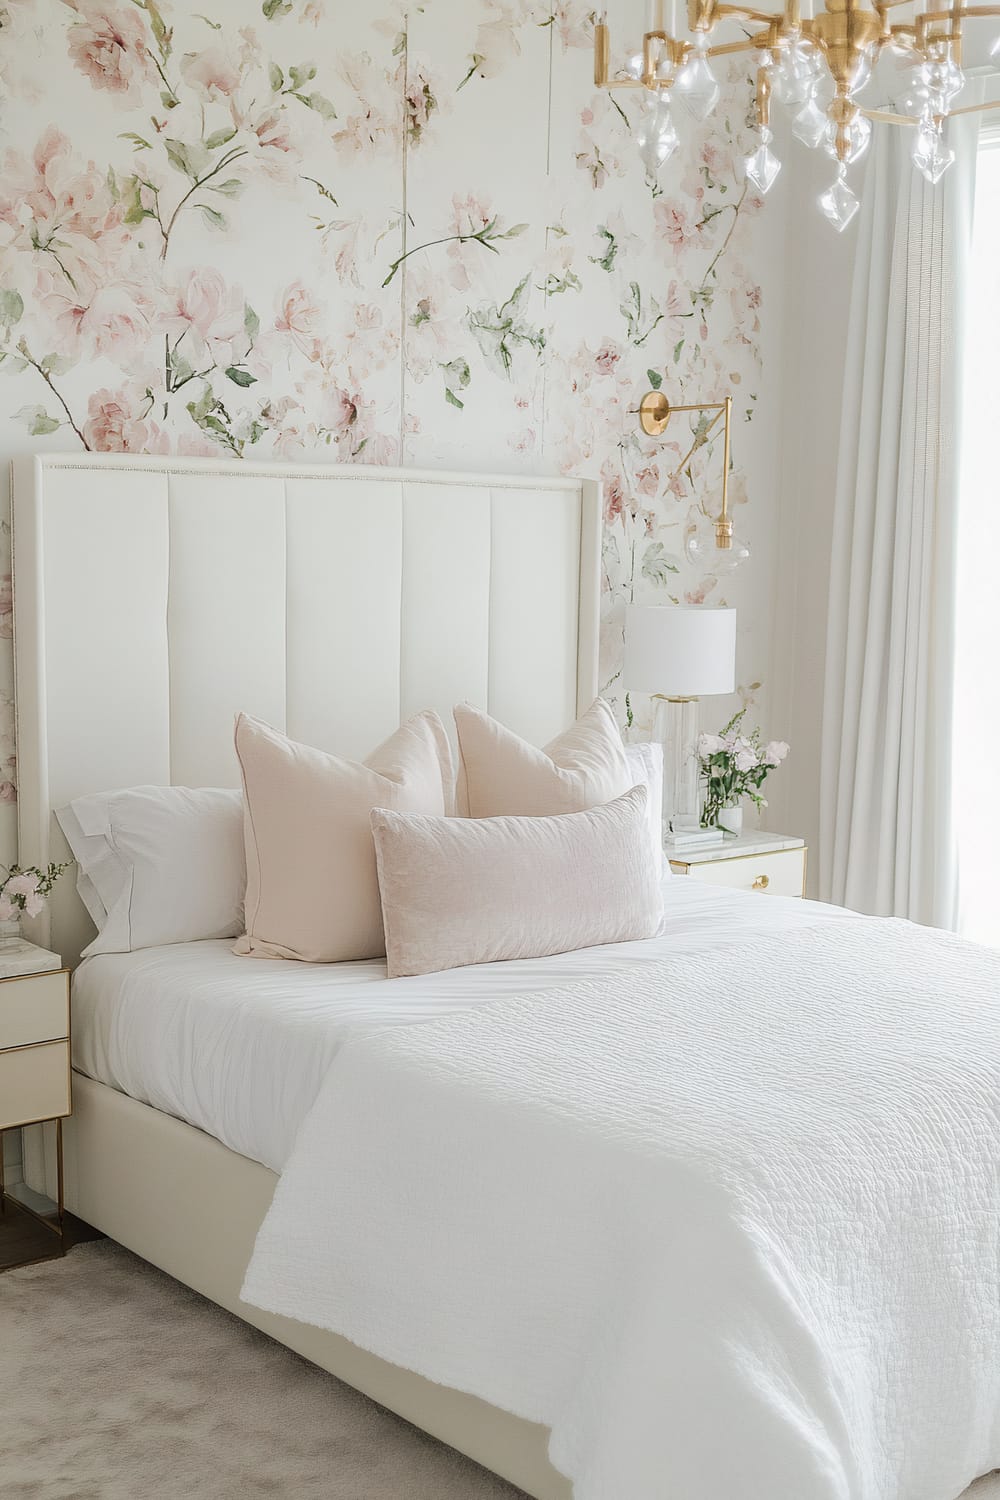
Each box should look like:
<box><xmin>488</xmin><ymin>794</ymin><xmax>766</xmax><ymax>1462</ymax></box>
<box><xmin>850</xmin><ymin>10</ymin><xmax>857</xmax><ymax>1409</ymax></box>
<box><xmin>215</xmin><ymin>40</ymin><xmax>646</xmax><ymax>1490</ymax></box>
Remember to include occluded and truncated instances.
<box><xmin>11</xmin><ymin>454</ymin><xmax>601</xmax><ymax>966</ymax></box>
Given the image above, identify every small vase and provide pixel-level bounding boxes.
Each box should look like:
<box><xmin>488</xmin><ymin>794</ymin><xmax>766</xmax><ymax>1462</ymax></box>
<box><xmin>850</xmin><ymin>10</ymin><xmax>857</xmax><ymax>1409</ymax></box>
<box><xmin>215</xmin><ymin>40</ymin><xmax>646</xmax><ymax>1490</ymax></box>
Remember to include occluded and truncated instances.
<box><xmin>717</xmin><ymin>803</ymin><xmax>743</xmax><ymax>837</ymax></box>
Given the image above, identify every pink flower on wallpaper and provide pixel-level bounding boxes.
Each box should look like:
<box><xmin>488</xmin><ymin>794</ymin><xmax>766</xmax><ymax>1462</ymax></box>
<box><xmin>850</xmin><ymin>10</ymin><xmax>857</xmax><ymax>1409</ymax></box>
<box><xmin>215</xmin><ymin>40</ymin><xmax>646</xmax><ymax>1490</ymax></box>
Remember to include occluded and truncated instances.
<box><xmin>161</xmin><ymin>268</ymin><xmax>245</xmax><ymax>363</ymax></box>
<box><xmin>180</xmin><ymin>46</ymin><xmax>243</xmax><ymax>101</ymax></box>
<box><xmin>83</xmin><ymin>388</ymin><xmax>167</xmax><ymax>453</ymax></box>
<box><xmin>654</xmin><ymin>200</ymin><xmax>701</xmax><ymax>251</ymax></box>
<box><xmin>594</xmin><ymin>343</ymin><xmax>621</xmax><ymax>376</ymax></box>
<box><xmin>244</xmin><ymin>108</ymin><xmax>300</xmax><ymax>181</ymax></box>
<box><xmin>275</xmin><ymin>281</ymin><xmax>325</xmax><ymax>360</ymax></box>
<box><xmin>0</xmin><ymin>129</ymin><xmax>124</xmax><ymax>261</ymax></box>
<box><xmin>37</xmin><ymin>268</ymin><xmax>155</xmax><ymax>360</ymax></box>
<box><xmin>65</xmin><ymin>2</ymin><xmax>153</xmax><ymax>95</ymax></box>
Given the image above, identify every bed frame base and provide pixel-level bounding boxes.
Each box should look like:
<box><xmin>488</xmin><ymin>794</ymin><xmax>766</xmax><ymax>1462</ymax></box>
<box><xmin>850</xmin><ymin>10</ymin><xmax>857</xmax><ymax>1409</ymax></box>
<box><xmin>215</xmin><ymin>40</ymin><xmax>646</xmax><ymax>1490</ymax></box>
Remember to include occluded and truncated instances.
<box><xmin>61</xmin><ymin>1072</ymin><xmax>571</xmax><ymax>1500</ymax></box>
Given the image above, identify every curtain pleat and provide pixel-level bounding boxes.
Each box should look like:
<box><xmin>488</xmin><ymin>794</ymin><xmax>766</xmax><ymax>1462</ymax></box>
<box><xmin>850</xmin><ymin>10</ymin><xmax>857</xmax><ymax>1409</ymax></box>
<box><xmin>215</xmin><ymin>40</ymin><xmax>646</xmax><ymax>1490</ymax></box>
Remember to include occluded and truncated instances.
<box><xmin>819</xmin><ymin>107</ymin><xmax>979</xmax><ymax>927</ymax></box>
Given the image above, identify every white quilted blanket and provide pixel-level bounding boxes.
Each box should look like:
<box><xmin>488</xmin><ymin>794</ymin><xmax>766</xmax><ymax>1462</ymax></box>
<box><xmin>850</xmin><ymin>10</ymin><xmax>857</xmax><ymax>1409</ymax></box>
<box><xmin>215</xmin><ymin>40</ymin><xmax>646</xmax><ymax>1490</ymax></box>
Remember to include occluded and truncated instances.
<box><xmin>243</xmin><ymin>918</ymin><xmax>1000</xmax><ymax>1500</ymax></box>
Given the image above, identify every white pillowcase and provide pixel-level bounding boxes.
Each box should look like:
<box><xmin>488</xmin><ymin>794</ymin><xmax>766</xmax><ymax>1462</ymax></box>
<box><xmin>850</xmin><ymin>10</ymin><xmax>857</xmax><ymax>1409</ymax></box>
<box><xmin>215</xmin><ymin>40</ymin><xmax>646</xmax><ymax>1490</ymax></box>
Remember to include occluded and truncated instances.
<box><xmin>624</xmin><ymin>740</ymin><xmax>668</xmax><ymax>873</ymax></box>
<box><xmin>56</xmin><ymin>786</ymin><xmax>245</xmax><ymax>956</ymax></box>
<box><xmin>373</xmin><ymin>785</ymin><xmax>663</xmax><ymax>978</ymax></box>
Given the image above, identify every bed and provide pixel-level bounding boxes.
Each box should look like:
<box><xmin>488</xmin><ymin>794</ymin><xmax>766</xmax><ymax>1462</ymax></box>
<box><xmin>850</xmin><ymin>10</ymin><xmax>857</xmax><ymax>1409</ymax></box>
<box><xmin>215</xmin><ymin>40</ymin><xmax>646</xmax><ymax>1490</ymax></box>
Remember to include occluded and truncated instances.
<box><xmin>11</xmin><ymin>451</ymin><xmax>601</xmax><ymax>1498</ymax></box>
<box><xmin>12</xmin><ymin>454</ymin><xmax>1000</xmax><ymax>1500</ymax></box>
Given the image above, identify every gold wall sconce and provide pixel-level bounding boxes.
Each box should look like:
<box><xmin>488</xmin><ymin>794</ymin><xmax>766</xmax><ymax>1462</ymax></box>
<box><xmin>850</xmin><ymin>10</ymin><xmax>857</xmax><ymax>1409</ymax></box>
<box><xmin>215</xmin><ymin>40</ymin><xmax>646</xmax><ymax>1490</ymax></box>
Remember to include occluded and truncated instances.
<box><xmin>637</xmin><ymin>389</ymin><xmax>750</xmax><ymax>575</ymax></box>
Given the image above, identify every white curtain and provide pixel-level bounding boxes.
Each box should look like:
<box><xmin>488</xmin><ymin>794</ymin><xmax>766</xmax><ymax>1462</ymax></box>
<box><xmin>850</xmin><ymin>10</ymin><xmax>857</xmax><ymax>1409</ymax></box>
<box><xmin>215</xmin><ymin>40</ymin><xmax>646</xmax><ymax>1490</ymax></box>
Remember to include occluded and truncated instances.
<box><xmin>819</xmin><ymin>110</ymin><xmax>979</xmax><ymax>926</ymax></box>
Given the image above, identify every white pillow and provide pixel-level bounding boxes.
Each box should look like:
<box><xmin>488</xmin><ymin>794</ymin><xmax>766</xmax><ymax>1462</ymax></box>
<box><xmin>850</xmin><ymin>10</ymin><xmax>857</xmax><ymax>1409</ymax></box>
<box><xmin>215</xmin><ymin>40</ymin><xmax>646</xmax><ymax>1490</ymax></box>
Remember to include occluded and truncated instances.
<box><xmin>373</xmin><ymin>785</ymin><xmax>663</xmax><ymax>978</ymax></box>
<box><xmin>56</xmin><ymin>786</ymin><xmax>245</xmax><ymax>956</ymax></box>
<box><xmin>624</xmin><ymin>741</ymin><xmax>668</xmax><ymax>873</ymax></box>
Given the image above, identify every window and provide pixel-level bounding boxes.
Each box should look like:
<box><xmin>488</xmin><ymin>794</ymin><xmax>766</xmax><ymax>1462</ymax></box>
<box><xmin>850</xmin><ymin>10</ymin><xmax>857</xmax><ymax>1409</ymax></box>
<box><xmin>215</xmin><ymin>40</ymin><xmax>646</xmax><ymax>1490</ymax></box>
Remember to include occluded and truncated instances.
<box><xmin>954</xmin><ymin>132</ymin><xmax>1000</xmax><ymax>946</ymax></box>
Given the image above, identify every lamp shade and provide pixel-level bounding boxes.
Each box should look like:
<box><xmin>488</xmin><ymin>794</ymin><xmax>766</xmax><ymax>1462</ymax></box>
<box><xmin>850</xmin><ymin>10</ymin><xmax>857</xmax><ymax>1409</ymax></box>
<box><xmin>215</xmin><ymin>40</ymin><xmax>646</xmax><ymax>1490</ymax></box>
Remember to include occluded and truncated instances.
<box><xmin>623</xmin><ymin>604</ymin><xmax>736</xmax><ymax>697</ymax></box>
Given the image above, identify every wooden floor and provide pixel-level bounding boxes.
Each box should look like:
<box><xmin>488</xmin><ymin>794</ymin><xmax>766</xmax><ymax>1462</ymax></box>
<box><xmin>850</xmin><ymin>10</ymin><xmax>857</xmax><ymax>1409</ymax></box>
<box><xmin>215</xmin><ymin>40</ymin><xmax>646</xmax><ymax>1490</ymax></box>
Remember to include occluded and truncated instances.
<box><xmin>0</xmin><ymin>1192</ymin><xmax>102</xmax><ymax>1272</ymax></box>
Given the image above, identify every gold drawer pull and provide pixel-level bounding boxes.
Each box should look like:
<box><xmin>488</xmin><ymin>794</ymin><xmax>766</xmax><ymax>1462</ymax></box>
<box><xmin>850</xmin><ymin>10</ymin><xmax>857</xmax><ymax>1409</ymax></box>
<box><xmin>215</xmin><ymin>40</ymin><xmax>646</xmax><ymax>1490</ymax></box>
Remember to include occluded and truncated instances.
<box><xmin>751</xmin><ymin>873</ymin><xmax>770</xmax><ymax>891</ymax></box>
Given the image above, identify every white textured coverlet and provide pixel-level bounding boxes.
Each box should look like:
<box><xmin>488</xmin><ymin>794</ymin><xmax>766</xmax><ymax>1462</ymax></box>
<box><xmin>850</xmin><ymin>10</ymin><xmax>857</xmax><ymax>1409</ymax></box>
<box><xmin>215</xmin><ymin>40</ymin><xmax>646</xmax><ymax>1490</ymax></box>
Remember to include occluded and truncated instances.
<box><xmin>243</xmin><ymin>918</ymin><xmax>1000</xmax><ymax>1500</ymax></box>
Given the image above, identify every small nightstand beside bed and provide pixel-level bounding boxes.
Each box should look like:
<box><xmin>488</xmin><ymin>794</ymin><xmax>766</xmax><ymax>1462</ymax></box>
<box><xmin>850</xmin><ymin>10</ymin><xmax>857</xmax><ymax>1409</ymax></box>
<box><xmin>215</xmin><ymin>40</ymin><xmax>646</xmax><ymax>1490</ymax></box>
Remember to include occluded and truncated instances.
<box><xmin>0</xmin><ymin>944</ymin><xmax>71</xmax><ymax>1266</ymax></box>
<box><xmin>12</xmin><ymin>454</ymin><xmax>1000</xmax><ymax>1500</ymax></box>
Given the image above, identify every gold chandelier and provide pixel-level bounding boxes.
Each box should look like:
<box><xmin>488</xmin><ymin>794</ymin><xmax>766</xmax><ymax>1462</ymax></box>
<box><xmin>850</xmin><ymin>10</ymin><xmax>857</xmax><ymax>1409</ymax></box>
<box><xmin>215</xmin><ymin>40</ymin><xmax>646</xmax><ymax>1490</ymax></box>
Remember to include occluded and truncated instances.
<box><xmin>595</xmin><ymin>0</ymin><xmax>1000</xmax><ymax>228</ymax></box>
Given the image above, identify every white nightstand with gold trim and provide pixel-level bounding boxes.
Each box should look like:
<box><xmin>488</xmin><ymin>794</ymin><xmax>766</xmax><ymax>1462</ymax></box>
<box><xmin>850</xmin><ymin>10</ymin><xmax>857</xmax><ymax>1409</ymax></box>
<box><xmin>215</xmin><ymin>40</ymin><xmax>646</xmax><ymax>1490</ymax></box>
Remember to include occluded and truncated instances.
<box><xmin>668</xmin><ymin>832</ymin><xmax>807</xmax><ymax>897</ymax></box>
<box><xmin>0</xmin><ymin>941</ymin><xmax>70</xmax><ymax>1259</ymax></box>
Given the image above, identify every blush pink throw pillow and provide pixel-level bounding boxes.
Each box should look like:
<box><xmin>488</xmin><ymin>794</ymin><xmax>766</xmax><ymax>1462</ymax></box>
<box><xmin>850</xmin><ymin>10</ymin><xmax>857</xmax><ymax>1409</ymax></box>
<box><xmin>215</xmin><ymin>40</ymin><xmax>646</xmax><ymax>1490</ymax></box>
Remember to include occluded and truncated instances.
<box><xmin>234</xmin><ymin>711</ymin><xmax>453</xmax><ymax>963</ymax></box>
<box><xmin>454</xmin><ymin>698</ymin><xmax>635</xmax><ymax>818</ymax></box>
<box><xmin>372</xmin><ymin>785</ymin><xmax>663</xmax><ymax>978</ymax></box>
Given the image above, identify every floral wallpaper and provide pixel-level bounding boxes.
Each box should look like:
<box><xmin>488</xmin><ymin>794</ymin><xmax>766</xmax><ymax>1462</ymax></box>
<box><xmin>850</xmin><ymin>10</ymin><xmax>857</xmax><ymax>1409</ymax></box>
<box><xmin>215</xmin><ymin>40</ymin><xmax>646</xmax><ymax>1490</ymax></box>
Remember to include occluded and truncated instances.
<box><xmin>0</xmin><ymin>0</ymin><xmax>779</xmax><ymax>859</ymax></box>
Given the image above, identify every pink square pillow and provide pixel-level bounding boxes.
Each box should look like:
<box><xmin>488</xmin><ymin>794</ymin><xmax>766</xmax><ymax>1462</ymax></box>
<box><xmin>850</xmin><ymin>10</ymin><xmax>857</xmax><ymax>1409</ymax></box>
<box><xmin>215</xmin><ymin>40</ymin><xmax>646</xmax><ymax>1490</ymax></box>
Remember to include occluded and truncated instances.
<box><xmin>234</xmin><ymin>711</ymin><xmax>452</xmax><ymax>963</ymax></box>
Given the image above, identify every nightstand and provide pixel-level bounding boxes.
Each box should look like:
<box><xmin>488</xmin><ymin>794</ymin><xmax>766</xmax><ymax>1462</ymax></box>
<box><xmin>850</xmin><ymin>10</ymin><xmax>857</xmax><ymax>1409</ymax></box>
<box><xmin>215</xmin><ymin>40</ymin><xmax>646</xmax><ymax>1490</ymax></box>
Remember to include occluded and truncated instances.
<box><xmin>668</xmin><ymin>832</ymin><xmax>807</xmax><ymax>896</ymax></box>
<box><xmin>0</xmin><ymin>940</ymin><xmax>70</xmax><ymax>1267</ymax></box>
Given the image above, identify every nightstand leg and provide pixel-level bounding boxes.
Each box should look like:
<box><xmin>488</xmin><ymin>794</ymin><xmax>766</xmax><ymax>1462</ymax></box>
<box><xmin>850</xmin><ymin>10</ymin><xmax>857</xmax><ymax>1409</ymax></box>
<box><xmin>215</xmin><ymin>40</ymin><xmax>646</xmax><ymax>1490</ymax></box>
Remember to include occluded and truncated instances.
<box><xmin>56</xmin><ymin>1118</ymin><xmax>65</xmax><ymax>1236</ymax></box>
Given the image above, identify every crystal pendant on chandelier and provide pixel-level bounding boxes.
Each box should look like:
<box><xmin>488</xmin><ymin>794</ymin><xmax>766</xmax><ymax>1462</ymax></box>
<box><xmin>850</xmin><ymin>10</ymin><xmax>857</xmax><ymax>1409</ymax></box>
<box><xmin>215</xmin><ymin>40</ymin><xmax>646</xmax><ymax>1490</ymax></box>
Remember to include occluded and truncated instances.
<box><xmin>823</xmin><ymin>109</ymin><xmax>872</xmax><ymax>165</ymax></box>
<box><xmin>674</xmin><ymin>34</ymin><xmax>720</xmax><ymax>122</ymax></box>
<box><xmin>743</xmin><ymin>125</ymin><xmax>781</xmax><ymax>194</ymax></box>
<box><xmin>916</xmin><ymin>40</ymin><xmax>965</xmax><ymax>112</ymax></box>
<box><xmin>771</xmin><ymin>37</ymin><xmax>823</xmax><ymax>109</ymax></box>
<box><xmin>792</xmin><ymin>95</ymin><xmax>829</xmax><ymax>149</ymax></box>
<box><xmin>912</xmin><ymin>118</ymin><xmax>955</xmax><ymax>184</ymax></box>
<box><xmin>685</xmin><ymin>521</ymin><xmax>751</xmax><ymax>576</ymax></box>
<box><xmin>819</xmin><ymin>166</ymin><xmax>860</xmax><ymax>232</ymax></box>
<box><xmin>635</xmin><ymin>91</ymin><xmax>679</xmax><ymax>173</ymax></box>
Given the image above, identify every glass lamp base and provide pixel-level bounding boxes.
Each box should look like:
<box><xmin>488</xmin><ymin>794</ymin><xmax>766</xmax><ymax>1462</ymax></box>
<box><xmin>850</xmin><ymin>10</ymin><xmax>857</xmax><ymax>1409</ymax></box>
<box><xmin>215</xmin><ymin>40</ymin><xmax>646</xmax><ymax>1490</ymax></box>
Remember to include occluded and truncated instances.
<box><xmin>652</xmin><ymin>696</ymin><xmax>701</xmax><ymax>834</ymax></box>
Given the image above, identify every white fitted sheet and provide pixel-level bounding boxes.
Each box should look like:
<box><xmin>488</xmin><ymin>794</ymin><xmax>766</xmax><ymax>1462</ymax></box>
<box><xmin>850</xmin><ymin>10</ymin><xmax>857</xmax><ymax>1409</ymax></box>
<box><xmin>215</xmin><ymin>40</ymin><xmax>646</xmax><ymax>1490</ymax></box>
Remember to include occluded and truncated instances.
<box><xmin>72</xmin><ymin>880</ymin><xmax>846</xmax><ymax>1173</ymax></box>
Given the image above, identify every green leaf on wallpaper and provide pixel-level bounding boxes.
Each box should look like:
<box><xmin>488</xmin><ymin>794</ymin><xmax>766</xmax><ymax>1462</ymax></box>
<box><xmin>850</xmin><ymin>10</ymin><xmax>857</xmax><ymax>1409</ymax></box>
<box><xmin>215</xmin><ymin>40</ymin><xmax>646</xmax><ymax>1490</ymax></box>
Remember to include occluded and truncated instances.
<box><xmin>589</xmin><ymin>226</ymin><xmax>618</xmax><ymax>273</ymax></box>
<box><xmin>15</xmin><ymin>405</ymin><xmax>60</xmax><ymax>437</ymax></box>
<box><xmin>121</xmin><ymin>176</ymin><xmax>150</xmax><ymax>225</ymax></box>
<box><xmin>140</xmin><ymin>0</ymin><xmax>170</xmax><ymax>51</ymax></box>
<box><xmin>207</xmin><ymin>178</ymin><xmax>246</xmax><ymax>199</ymax></box>
<box><xmin>641</xmin><ymin>543</ymin><xmax>681</xmax><ymax>586</ymax></box>
<box><xmin>647</xmin><ymin>369</ymin><xmax>662</xmax><ymax>390</ymax></box>
<box><xmin>496</xmin><ymin>223</ymin><xmax>528</xmax><ymax>240</ymax></box>
<box><xmin>288</xmin><ymin>63</ymin><xmax>317</xmax><ymax>90</ymax></box>
<box><xmin>170</xmin><ymin>351</ymin><xmax>194</xmax><ymax>385</ymax></box>
<box><xmin>195</xmin><ymin>13</ymin><xmax>222</xmax><ymax>28</ymax></box>
<box><xmin>197</xmin><ymin>204</ymin><xmax>227</xmax><ymax>231</ymax></box>
<box><xmin>160</xmin><ymin>92</ymin><xmax>179</xmax><ymax>110</ymax></box>
<box><xmin>458</xmin><ymin>53</ymin><xmax>485</xmax><ymax>90</ymax></box>
<box><xmin>225</xmin><ymin>367</ymin><xmax>257</xmax><ymax>387</ymax></box>
<box><xmin>165</xmin><ymin>138</ymin><xmax>209</xmax><ymax>179</ymax></box>
<box><xmin>542</xmin><ymin>270</ymin><xmax>582</xmax><ymax>297</ymax></box>
<box><xmin>39</xmin><ymin>353</ymin><xmax>74</xmax><ymax>376</ymax></box>
<box><xmin>205</xmin><ymin>126</ymin><xmax>237</xmax><ymax>151</ymax></box>
<box><xmin>673</xmin><ymin>338</ymin><xmax>685</xmax><ymax>363</ymax></box>
<box><xmin>392</xmin><ymin>31</ymin><xmax>407</xmax><ymax>59</ymax></box>
<box><xmin>263</xmin><ymin>0</ymin><xmax>292</xmax><ymax>18</ymax></box>
<box><xmin>244</xmin><ymin>305</ymin><xmax>260</xmax><ymax>342</ymax></box>
<box><xmin>119</xmin><ymin>131</ymin><xmax>153</xmax><ymax>152</ymax></box>
<box><xmin>440</xmin><ymin>357</ymin><xmax>471</xmax><ymax>392</ymax></box>
<box><xmin>269</xmin><ymin>63</ymin><xmax>284</xmax><ymax>91</ymax></box>
<box><xmin>0</xmin><ymin>289</ymin><xmax>24</xmax><ymax>328</ymax></box>
<box><xmin>444</xmin><ymin>388</ymin><xmax>464</xmax><ymax>410</ymax></box>
<box><xmin>301</xmin><ymin>92</ymin><xmax>337</xmax><ymax>120</ymax></box>
<box><xmin>0</xmin><ymin>354</ymin><xmax>28</xmax><ymax>375</ymax></box>
<box><xmin>304</xmin><ymin>176</ymin><xmax>339</xmax><ymax>205</ymax></box>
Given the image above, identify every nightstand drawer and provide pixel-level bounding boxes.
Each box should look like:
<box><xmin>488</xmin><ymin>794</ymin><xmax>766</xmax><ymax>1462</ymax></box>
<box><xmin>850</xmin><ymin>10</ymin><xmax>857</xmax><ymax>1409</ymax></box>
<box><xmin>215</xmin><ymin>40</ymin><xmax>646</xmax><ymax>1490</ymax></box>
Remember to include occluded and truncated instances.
<box><xmin>674</xmin><ymin>847</ymin><xmax>806</xmax><ymax>897</ymax></box>
<box><xmin>0</xmin><ymin>970</ymin><xmax>69</xmax><ymax>1049</ymax></box>
<box><xmin>0</xmin><ymin>1039</ymin><xmax>71</xmax><ymax>1129</ymax></box>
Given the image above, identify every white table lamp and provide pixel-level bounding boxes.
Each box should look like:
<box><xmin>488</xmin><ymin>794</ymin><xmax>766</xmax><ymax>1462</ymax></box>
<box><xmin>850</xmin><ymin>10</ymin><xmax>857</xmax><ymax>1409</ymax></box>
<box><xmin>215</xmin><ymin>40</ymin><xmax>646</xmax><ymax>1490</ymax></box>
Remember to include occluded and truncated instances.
<box><xmin>624</xmin><ymin>604</ymin><xmax>737</xmax><ymax>840</ymax></box>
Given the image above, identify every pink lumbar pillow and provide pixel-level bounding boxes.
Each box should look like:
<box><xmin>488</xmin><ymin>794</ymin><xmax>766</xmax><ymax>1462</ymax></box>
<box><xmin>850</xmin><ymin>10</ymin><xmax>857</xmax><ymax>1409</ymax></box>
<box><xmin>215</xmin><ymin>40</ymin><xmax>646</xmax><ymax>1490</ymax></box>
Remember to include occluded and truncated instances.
<box><xmin>234</xmin><ymin>711</ymin><xmax>453</xmax><ymax>963</ymax></box>
<box><xmin>372</xmin><ymin>784</ymin><xmax>663</xmax><ymax>979</ymax></box>
<box><xmin>454</xmin><ymin>698</ymin><xmax>634</xmax><ymax>818</ymax></box>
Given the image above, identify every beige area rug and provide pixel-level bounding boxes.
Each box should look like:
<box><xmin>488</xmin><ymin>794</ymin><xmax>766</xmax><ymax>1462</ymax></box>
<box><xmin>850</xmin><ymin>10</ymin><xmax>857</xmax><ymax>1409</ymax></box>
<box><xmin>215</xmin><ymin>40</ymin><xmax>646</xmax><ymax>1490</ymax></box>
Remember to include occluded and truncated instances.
<box><xmin>4</xmin><ymin>1240</ymin><xmax>1000</xmax><ymax>1500</ymax></box>
<box><xmin>1</xmin><ymin>1240</ymin><xmax>526</xmax><ymax>1500</ymax></box>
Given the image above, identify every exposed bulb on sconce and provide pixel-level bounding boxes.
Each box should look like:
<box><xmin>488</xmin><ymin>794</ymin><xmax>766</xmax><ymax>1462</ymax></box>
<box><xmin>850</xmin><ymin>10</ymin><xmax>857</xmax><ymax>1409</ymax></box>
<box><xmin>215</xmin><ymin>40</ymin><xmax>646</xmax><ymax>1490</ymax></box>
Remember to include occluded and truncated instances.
<box><xmin>743</xmin><ymin>125</ymin><xmax>781</xmax><ymax>194</ymax></box>
<box><xmin>917</xmin><ymin>41</ymin><xmax>965</xmax><ymax>112</ymax></box>
<box><xmin>818</xmin><ymin>164</ymin><xmax>860</xmax><ymax>232</ymax></box>
<box><xmin>674</xmin><ymin>34</ymin><xmax>720</xmax><ymax>122</ymax></box>
<box><xmin>685</xmin><ymin>518</ymin><xmax>751</xmax><ymax>575</ymax></box>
